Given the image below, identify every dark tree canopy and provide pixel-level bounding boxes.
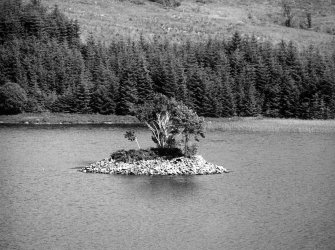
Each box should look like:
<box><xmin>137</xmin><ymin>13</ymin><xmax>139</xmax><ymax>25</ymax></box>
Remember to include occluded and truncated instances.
<box><xmin>0</xmin><ymin>82</ymin><xmax>27</xmax><ymax>114</ymax></box>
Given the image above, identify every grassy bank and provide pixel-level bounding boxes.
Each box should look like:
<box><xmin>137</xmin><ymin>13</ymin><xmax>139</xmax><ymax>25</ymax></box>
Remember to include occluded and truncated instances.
<box><xmin>0</xmin><ymin>113</ymin><xmax>141</xmax><ymax>125</ymax></box>
<box><xmin>1</xmin><ymin>113</ymin><xmax>335</xmax><ymax>133</ymax></box>
<box><xmin>205</xmin><ymin>117</ymin><xmax>335</xmax><ymax>133</ymax></box>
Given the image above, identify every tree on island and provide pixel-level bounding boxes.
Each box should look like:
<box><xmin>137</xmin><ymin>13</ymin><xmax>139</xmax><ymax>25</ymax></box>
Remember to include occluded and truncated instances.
<box><xmin>124</xmin><ymin>130</ymin><xmax>141</xmax><ymax>149</ymax></box>
<box><xmin>131</xmin><ymin>93</ymin><xmax>205</xmax><ymax>157</ymax></box>
<box><xmin>172</xmin><ymin>102</ymin><xmax>205</xmax><ymax>157</ymax></box>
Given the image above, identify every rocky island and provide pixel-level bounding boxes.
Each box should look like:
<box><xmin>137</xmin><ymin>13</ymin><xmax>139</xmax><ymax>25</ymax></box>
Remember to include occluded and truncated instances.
<box><xmin>79</xmin><ymin>94</ymin><xmax>230</xmax><ymax>176</ymax></box>
<box><xmin>79</xmin><ymin>155</ymin><xmax>229</xmax><ymax>175</ymax></box>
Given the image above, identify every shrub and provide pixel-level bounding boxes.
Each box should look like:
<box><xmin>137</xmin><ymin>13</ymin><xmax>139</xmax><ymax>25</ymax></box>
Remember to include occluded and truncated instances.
<box><xmin>0</xmin><ymin>82</ymin><xmax>27</xmax><ymax>115</ymax></box>
<box><xmin>185</xmin><ymin>143</ymin><xmax>198</xmax><ymax>157</ymax></box>
<box><xmin>110</xmin><ymin>149</ymin><xmax>158</xmax><ymax>163</ymax></box>
<box><xmin>148</xmin><ymin>0</ymin><xmax>180</xmax><ymax>7</ymax></box>
<box><xmin>124</xmin><ymin>130</ymin><xmax>141</xmax><ymax>149</ymax></box>
<box><xmin>110</xmin><ymin>147</ymin><xmax>183</xmax><ymax>162</ymax></box>
<box><xmin>150</xmin><ymin>147</ymin><xmax>183</xmax><ymax>159</ymax></box>
<box><xmin>130</xmin><ymin>0</ymin><xmax>145</xmax><ymax>5</ymax></box>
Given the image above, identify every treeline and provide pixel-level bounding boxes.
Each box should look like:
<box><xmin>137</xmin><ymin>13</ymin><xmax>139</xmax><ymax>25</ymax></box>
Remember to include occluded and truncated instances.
<box><xmin>1</xmin><ymin>0</ymin><xmax>335</xmax><ymax>119</ymax></box>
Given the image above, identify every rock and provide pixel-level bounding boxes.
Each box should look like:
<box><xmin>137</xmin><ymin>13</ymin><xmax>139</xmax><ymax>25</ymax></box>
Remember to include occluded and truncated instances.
<box><xmin>79</xmin><ymin>155</ymin><xmax>229</xmax><ymax>176</ymax></box>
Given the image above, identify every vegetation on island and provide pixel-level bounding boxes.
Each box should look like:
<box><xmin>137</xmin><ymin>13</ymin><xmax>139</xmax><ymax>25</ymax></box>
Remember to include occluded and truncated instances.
<box><xmin>113</xmin><ymin>94</ymin><xmax>205</xmax><ymax>162</ymax></box>
<box><xmin>1</xmin><ymin>0</ymin><xmax>335</xmax><ymax>120</ymax></box>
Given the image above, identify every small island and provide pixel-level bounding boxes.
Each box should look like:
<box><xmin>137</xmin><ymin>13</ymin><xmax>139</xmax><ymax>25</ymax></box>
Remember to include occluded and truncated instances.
<box><xmin>79</xmin><ymin>94</ymin><xmax>229</xmax><ymax>176</ymax></box>
<box><xmin>79</xmin><ymin>154</ymin><xmax>229</xmax><ymax>175</ymax></box>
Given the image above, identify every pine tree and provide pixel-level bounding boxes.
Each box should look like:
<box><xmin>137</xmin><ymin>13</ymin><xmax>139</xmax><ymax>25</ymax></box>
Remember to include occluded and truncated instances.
<box><xmin>174</xmin><ymin>59</ymin><xmax>189</xmax><ymax>104</ymax></box>
<box><xmin>184</xmin><ymin>47</ymin><xmax>200</xmax><ymax>111</ymax></box>
<box><xmin>242</xmin><ymin>35</ymin><xmax>259</xmax><ymax>65</ymax></box>
<box><xmin>116</xmin><ymin>66</ymin><xmax>137</xmax><ymax>115</ymax></box>
<box><xmin>200</xmin><ymin>71</ymin><xmax>215</xmax><ymax>117</ymax></box>
<box><xmin>243</xmin><ymin>65</ymin><xmax>259</xmax><ymax>116</ymax></box>
<box><xmin>90</xmin><ymin>84</ymin><xmax>114</xmax><ymax>114</ymax></box>
<box><xmin>220</xmin><ymin>75</ymin><xmax>236</xmax><ymax>117</ymax></box>
<box><xmin>136</xmin><ymin>55</ymin><xmax>154</xmax><ymax>103</ymax></box>
<box><xmin>229</xmin><ymin>49</ymin><xmax>245</xmax><ymax>78</ymax></box>
<box><xmin>279</xmin><ymin>72</ymin><xmax>299</xmax><ymax>118</ymax></box>
<box><xmin>188</xmin><ymin>68</ymin><xmax>205</xmax><ymax>114</ymax></box>
<box><xmin>161</xmin><ymin>54</ymin><xmax>178</xmax><ymax>98</ymax></box>
<box><xmin>83</xmin><ymin>34</ymin><xmax>96</xmax><ymax>74</ymax></box>
<box><xmin>0</xmin><ymin>0</ymin><xmax>24</xmax><ymax>43</ymax></box>
<box><xmin>235</xmin><ymin>79</ymin><xmax>245</xmax><ymax>116</ymax></box>
<box><xmin>228</xmin><ymin>31</ymin><xmax>242</xmax><ymax>54</ymax></box>
<box><xmin>243</xmin><ymin>82</ymin><xmax>258</xmax><ymax>116</ymax></box>
<box><xmin>22</xmin><ymin>0</ymin><xmax>46</xmax><ymax>39</ymax></box>
<box><xmin>263</xmin><ymin>57</ymin><xmax>281</xmax><ymax>117</ymax></box>
<box><xmin>76</xmin><ymin>69</ymin><xmax>92</xmax><ymax>113</ymax></box>
<box><xmin>205</xmin><ymin>74</ymin><xmax>223</xmax><ymax>117</ymax></box>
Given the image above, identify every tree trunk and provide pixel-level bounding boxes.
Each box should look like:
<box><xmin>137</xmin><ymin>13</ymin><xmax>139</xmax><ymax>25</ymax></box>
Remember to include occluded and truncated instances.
<box><xmin>184</xmin><ymin>133</ymin><xmax>189</xmax><ymax>157</ymax></box>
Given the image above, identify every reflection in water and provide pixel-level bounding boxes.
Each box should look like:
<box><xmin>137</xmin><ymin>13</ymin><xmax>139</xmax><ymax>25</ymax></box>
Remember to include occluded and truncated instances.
<box><xmin>145</xmin><ymin>176</ymin><xmax>198</xmax><ymax>194</ymax></box>
<box><xmin>0</xmin><ymin>125</ymin><xmax>335</xmax><ymax>250</ymax></box>
<box><xmin>110</xmin><ymin>175</ymin><xmax>199</xmax><ymax>202</ymax></box>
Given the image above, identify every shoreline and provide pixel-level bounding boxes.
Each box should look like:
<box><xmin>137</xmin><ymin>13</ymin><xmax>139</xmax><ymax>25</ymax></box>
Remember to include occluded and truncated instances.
<box><xmin>1</xmin><ymin>113</ymin><xmax>335</xmax><ymax>133</ymax></box>
<box><xmin>0</xmin><ymin>113</ymin><xmax>142</xmax><ymax>125</ymax></box>
<box><xmin>79</xmin><ymin>155</ymin><xmax>230</xmax><ymax>176</ymax></box>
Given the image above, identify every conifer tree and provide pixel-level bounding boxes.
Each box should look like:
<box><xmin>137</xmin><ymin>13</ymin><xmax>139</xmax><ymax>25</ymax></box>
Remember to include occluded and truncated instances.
<box><xmin>228</xmin><ymin>31</ymin><xmax>242</xmax><ymax>54</ymax></box>
<box><xmin>174</xmin><ymin>59</ymin><xmax>189</xmax><ymax>104</ymax></box>
<box><xmin>220</xmin><ymin>76</ymin><xmax>236</xmax><ymax>117</ymax></box>
<box><xmin>188</xmin><ymin>68</ymin><xmax>205</xmax><ymax>114</ymax></box>
<box><xmin>200</xmin><ymin>73</ymin><xmax>215</xmax><ymax>117</ymax></box>
<box><xmin>205</xmin><ymin>76</ymin><xmax>222</xmax><ymax>117</ymax></box>
<box><xmin>76</xmin><ymin>69</ymin><xmax>92</xmax><ymax>113</ymax></box>
<box><xmin>279</xmin><ymin>72</ymin><xmax>299</xmax><ymax>117</ymax></box>
<box><xmin>161</xmin><ymin>54</ymin><xmax>178</xmax><ymax>98</ymax></box>
<box><xmin>263</xmin><ymin>58</ymin><xmax>281</xmax><ymax>117</ymax></box>
<box><xmin>90</xmin><ymin>84</ymin><xmax>114</xmax><ymax>114</ymax></box>
<box><xmin>0</xmin><ymin>0</ymin><xmax>23</xmax><ymax>43</ymax></box>
<box><xmin>136</xmin><ymin>55</ymin><xmax>154</xmax><ymax>103</ymax></box>
<box><xmin>235</xmin><ymin>79</ymin><xmax>245</xmax><ymax>116</ymax></box>
<box><xmin>116</xmin><ymin>66</ymin><xmax>137</xmax><ymax>115</ymax></box>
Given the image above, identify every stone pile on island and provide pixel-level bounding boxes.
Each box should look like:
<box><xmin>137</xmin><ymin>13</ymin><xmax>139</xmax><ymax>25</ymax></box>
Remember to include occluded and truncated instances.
<box><xmin>79</xmin><ymin>155</ymin><xmax>229</xmax><ymax>175</ymax></box>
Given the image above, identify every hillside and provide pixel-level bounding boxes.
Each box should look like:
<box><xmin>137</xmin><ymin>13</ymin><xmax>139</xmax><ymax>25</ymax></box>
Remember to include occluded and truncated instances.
<box><xmin>40</xmin><ymin>0</ymin><xmax>335</xmax><ymax>50</ymax></box>
<box><xmin>1</xmin><ymin>0</ymin><xmax>335</xmax><ymax>119</ymax></box>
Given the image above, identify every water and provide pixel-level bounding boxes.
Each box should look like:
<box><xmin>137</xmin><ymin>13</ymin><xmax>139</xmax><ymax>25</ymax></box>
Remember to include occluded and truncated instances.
<box><xmin>0</xmin><ymin>125</ymin><xmax>334</xmax><ymax>250</ymax></box>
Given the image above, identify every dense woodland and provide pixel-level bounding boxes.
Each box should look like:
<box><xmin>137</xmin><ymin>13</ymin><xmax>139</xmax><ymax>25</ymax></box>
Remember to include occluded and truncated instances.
<box><xmin>1</xmin><ymin>0</ymin><xmax>335</xmax><ymax>119</ymax></box>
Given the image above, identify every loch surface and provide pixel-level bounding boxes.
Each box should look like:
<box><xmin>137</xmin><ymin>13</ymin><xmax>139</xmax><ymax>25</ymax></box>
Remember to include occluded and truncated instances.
<box><xmin>0</xmin><ymin>125</ymin><xmax>334</xmax><ymax>249</ymax></box>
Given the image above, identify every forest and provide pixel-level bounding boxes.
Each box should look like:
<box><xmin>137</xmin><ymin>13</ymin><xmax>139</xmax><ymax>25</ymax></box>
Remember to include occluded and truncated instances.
<box><xmin>1</xmin><ymin>0</ymin><xmax>335</xmax><ymax>119</ymax></box>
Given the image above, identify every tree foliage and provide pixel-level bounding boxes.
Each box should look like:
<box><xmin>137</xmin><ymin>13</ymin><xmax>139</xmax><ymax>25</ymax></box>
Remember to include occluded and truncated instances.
<box><xmin>132</xmin><ymin>94</ymin><xmax>178</xmax><ymax>148</ymax></box>
<box><xmin>132</xmin><ymin>94</ymin><xmax>205</xmax><ymax>156</ymax></box>
<box><xmin>172</xmin><ymin>102</ymin><xmax>205</xmax><ymax>157</ymax></box>
<box><xmin>0</xmin><ymin>82</ymin><xmax>27</xmax><ymax>114</ymax></box>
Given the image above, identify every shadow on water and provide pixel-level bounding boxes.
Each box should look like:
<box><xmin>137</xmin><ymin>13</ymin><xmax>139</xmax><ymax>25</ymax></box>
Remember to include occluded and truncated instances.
<box><xmin>111</xmin><ymin>174</ymin><xmax>199</xmax><ymax>199</ymax></box>
<box><xmin>146</xmin><ymin>175</ymin><xmax>197</xmax><ymax>190</ymax></box>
